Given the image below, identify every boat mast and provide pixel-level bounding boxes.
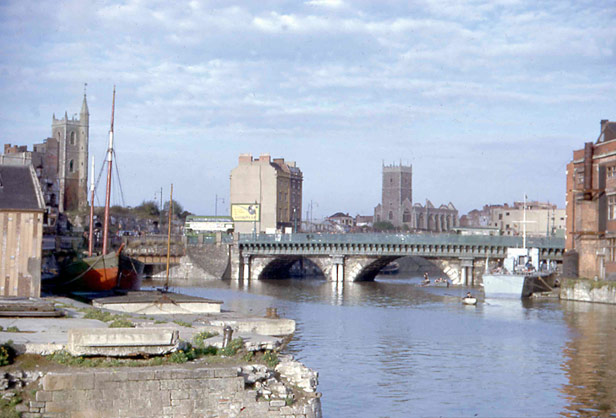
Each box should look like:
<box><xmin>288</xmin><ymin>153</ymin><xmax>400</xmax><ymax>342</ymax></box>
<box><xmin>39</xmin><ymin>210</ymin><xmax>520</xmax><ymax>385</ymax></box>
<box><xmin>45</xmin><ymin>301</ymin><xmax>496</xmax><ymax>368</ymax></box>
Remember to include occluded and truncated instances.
<box><xmin>102</xmin><ymin>86</ymin><xmax>116</xmax><ymax>255</ymax></box>
<box><xmin>522</xmin><ymin>194</ymin><xmax>527</xmax><ymax>251</ymax></box>
<box><xmin>164</xmin><ymin>184</ymin><xmax>173</xmax><ymax>292</ymax></box>
<box><xmin>88</xmin><ymin>156</ymin><xmax>95</xmax><ymax>256</ymax></box>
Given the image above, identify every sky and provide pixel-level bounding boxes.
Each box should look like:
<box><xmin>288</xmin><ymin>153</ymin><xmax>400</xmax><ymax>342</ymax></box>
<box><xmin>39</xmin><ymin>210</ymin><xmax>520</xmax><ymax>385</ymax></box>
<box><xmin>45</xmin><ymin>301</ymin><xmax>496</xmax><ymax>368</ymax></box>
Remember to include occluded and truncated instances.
<box><xmin>1</xmin><ymin>0</ymin><xmax>615</xmax><ymax>219</ymax></box>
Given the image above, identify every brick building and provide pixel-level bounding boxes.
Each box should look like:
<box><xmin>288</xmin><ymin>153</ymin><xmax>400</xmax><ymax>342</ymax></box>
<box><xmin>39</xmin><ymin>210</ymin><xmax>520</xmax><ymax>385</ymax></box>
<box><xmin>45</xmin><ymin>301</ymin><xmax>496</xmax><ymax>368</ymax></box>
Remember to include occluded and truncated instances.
<box><xmin>566</xmin><ymin>119</ymin><xmax>616</xmax><ymax>279</ymax></box>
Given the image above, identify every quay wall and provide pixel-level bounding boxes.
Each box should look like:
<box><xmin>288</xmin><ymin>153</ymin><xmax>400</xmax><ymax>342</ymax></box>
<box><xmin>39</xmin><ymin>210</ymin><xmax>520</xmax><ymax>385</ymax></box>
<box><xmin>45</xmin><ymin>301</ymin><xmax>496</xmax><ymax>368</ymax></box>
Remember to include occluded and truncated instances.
<box><xmin>560</xmin><ymin>278</ymin><xmax>616</xmax><ymax>304</ymax></box>
<box><xmin>152</xmin><ymin>244</ymin><xmax>231</xmax><ymax>281</ymax></box>
<box><xmin>22</xmin><ymin>366</ymin><xmax>321</xmax><ymax>418</ymax></box>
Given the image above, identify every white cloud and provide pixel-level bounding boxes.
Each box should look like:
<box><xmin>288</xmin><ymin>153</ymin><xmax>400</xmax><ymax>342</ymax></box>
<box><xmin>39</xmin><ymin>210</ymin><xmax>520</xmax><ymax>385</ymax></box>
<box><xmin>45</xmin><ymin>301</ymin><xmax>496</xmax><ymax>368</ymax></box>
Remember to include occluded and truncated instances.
<box><xmin>1</xmin><ymin>0</ymin><xmax>615</xmax><ymax>214</ymax></box>
<box><xmin>305</xmin><ymin>0</ymin><xmax>346</xmax><ymax>8</ymax></box>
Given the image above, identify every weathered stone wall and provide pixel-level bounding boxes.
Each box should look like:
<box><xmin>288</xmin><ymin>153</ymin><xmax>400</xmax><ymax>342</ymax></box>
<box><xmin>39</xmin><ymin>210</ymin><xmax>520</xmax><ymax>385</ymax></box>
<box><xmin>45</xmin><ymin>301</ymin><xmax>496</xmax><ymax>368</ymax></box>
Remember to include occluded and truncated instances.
<box><xmin>560</xmin><ymin>278</ymin><xmax>616</xmax><ymax>304</ymax></box>
<box><xmin>154</xmin><ymin>244</ymin><xmax>231</xmax><ymax>280</ymax></box>
<box><xmin>23</xmin><ymin>365</ymin><xmax>321</xmax><ymax>417</ymax></box>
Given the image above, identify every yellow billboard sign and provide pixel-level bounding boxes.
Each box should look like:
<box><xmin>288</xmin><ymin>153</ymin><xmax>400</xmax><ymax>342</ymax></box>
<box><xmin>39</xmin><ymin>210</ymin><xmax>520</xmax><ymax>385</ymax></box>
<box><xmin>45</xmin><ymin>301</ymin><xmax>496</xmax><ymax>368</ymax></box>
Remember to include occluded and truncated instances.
<box><xmin>231</xmin><ymin>203</ymin><xmax>260</xmax><ymax>222</ymax></box>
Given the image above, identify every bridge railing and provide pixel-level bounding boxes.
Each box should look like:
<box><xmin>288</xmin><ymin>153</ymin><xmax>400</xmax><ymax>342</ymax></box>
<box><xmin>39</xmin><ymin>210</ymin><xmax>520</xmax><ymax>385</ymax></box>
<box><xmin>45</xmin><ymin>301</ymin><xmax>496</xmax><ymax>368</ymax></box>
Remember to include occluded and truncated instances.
<box><xmin>236</xmin><ymin>232</ymin><xmax>564</xmax><ymax>249</ymax></box>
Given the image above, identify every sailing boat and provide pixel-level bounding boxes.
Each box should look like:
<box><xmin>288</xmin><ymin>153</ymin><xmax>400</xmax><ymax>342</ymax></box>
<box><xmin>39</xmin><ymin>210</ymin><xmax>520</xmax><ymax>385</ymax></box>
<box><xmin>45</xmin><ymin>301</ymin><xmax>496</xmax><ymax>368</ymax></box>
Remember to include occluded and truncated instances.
<box><xmin>60</xmin><ymin>87</ymin><xmax>142</xmax><ymax>292</ymax></box>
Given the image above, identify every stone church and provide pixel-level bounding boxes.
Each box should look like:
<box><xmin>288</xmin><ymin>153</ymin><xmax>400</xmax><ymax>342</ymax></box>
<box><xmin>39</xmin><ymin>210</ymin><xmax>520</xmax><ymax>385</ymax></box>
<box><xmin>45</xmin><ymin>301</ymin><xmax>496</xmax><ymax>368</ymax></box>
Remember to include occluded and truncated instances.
<box><xmin>1</xmin><ymin>93</ymin><xmax>89</xmax><ymax>228</ymax></box>
<box><xmin>374</xmin><ymin>163</ymin><xmax>458</xmax><ymax>232</ymax></box>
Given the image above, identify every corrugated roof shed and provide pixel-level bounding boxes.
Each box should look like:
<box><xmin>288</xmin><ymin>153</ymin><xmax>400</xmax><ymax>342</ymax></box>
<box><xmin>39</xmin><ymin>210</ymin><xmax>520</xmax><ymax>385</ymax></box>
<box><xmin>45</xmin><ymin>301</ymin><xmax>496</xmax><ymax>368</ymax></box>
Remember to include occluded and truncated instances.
<box><xmin>0</xmin><ymin>164</ymin><xmax>45</xmax><ymax>211</ymax></box>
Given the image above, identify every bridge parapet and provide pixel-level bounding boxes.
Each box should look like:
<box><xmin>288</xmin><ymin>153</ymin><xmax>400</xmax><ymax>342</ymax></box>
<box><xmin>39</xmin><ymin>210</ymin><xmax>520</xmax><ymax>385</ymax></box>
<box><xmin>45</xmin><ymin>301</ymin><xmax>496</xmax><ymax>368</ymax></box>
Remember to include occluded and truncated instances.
<box><xmin>237</xmin><ymin>233</ymin><xmax>564</xmax><ymax>260</ymax></box>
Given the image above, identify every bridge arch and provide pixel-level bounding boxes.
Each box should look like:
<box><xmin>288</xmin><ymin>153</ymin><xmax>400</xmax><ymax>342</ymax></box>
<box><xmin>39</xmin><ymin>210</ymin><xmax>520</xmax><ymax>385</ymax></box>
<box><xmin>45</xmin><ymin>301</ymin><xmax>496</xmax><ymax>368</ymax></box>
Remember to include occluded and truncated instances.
<box><xmin>249</xmin><ymin>256</ymin><xmax>326</xmax><ymax>280</ymax></box>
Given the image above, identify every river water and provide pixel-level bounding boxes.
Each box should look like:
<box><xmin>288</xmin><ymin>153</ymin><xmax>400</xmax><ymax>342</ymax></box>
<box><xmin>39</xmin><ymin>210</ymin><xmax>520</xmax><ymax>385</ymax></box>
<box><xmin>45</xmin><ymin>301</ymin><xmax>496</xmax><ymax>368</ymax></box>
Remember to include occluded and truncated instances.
<box><xmin>146</xmin><ymin>276</ymin><xmax>616</xmax><ymax>418</ymax></box>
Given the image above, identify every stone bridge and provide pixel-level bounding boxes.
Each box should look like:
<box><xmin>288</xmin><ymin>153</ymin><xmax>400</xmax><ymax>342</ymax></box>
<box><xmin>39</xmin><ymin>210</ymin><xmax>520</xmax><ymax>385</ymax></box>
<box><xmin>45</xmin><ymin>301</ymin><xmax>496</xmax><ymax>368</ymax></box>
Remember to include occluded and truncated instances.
<box><xmin>230</xmin><ymin>233</ymin><xmax>564</xmax><ymax>285</ymax></box>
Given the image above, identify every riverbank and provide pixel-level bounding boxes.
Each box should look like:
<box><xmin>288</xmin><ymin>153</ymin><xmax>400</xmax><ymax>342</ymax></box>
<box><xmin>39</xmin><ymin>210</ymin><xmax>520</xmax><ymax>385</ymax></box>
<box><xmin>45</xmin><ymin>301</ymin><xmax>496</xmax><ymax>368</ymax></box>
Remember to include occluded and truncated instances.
<box><xmin>0</xmin><ymin>294</ymin><xmax>322</xmax><ymax>417</ymax></box>
<box><xmin>560</xmin><ymin>278</ymin><xmax>616</xmax><ymax>304</ymax></box>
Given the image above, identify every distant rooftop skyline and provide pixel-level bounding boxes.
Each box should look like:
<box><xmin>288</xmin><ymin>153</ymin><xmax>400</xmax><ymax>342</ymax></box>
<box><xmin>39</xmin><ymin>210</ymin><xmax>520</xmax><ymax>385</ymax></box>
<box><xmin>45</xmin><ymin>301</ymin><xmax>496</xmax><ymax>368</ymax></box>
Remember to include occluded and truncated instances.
<box><xmin>1</xmin><ymin>0</ymin><xmax>615</xmax><ymax>218</ymax></box>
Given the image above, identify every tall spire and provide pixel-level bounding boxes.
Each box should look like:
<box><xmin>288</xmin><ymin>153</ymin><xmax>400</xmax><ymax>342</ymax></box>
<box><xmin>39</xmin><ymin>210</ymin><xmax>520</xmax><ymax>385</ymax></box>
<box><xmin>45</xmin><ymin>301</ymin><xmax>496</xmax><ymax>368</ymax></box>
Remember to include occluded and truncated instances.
<box><xmin>80</xmin><ymin>83</ymin><xmax>89</xmax><ymax>116</ymax></box>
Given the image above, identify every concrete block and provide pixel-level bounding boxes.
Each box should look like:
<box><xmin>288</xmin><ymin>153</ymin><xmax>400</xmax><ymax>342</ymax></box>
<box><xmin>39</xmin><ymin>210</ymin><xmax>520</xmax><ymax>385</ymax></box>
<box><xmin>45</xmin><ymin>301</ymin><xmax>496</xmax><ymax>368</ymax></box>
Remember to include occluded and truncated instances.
<box><xmin>160</xmin><ymin>379</ymin><xmax>181</xmax><ymax>390</ymax></box>
<box><xmin>30</xmin><ymin>401</ymin><xmax>46</xmax><ymax>409</ymax></box>
<box><xmin>93</xmin><ymin>371</ymin><xmax>115</xmax><ymax>385</ymax></box>
<box><xmin>214</xmin><ymin>367</ymin><xmax>238</xmax><ymax>378</ymax></box>
<box><xmin>36</xmin><ymin>391</ymin><xmax>53</xmax><ymax>402</ymax></box>
<box><xmin>127</xmin><ymin>370</ymin><xmax>155</xmax><ymax>381</ymax></box>
<box><xmin>73</xmin><ymin>373</ymin><xmax>95</xmax><ymax>390</ymax></box>
<box><xmin>270</xmin><ymin>399</ymin><xmax>286</xmax><ymax>408</ymax></box>
<box><xmin>170</xmin><ymin>389</ymin><xmax>189</xmax><ymax>400</ymax></box>
<box><xmin>43</xmin><ymin>401</ymin><xmax>68</xmax><ymax>413</ymax></box>
<box><xmin>42</xmin><ymin>374</ymin><xmax>72</xmax><ymax>391</ymax></box>
<box><xmin>51</xmin><ymin>392</ymin><xmax>69</xmax><ymax>402</ymax></box>
<box><xmin>170</xmin><ymin>399</ymin><xmax>193</xmax><ymax>415</ymax></box>
<box><xmin>67</xmin><ymin>328</ymin><xmax>179</xmax><ymax>357</ymax></box>
<box><xmin>154</xmin><ymin>369</ymin><xmax>178</xmax><ymax>380</ymax></box>
<box><xmin>210</xmin><ymin>318</ymin><xmax>295</xmax><ymax>336</ymax></box>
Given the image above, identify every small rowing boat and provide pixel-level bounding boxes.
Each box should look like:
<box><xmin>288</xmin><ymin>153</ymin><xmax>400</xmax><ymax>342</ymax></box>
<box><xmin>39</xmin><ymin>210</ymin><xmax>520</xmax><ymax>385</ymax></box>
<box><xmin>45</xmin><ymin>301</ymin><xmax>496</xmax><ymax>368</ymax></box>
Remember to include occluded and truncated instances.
<box><xmin>462</xmin><ymin>296</ymin><xmax>477</xmax><ymax>305</ymax></box>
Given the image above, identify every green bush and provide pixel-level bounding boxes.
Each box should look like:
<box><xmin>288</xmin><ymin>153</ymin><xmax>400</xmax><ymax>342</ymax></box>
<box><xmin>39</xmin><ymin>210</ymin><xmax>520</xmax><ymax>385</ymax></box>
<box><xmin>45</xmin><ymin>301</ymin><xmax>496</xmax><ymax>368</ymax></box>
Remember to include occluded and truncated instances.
<box><xmin>0</xmin><ymin>342</ymin><xmax>16</xmax><ymax>366</ymax></box>
<box><xmin>193</xmin><ymin>331</ymin><xmax>219</xmax><ymax>348</ymax></box>
<box><xmin>263</xmin><ymin>350</ymin><xmax>279</xmax><ymax>368</ymax></box>
<box><xmin>5</xmin><ymin>326</ymin><xmax>19</xmax><ymax>333</ymax></box>
<box><xmin>220</xmin><ymin>338</ymin><xmax>243</xmax><ymax>357</ymax></box>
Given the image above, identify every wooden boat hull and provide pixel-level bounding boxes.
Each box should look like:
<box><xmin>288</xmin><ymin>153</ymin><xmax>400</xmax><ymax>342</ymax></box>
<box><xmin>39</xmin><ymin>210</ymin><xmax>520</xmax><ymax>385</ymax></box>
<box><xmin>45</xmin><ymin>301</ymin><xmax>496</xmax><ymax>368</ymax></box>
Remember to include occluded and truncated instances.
<box><xmin>60</xmin><ymin>251</ymin><xmax>142</xmax><ymax>292</ymax></box>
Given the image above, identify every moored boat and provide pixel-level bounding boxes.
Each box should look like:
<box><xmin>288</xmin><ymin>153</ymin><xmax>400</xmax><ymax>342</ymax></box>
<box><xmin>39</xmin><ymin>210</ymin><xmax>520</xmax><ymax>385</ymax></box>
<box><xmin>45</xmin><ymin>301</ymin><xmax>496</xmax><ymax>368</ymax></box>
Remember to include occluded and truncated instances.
<box><xmin>59</xmin><ymin>87</ymin><xmax>142</xmax><ymax>292</ymax></box>
<box><xmin>482</xmin><ymin>271</ymin><xmax>555</xmax><ymax>299</ymax></box>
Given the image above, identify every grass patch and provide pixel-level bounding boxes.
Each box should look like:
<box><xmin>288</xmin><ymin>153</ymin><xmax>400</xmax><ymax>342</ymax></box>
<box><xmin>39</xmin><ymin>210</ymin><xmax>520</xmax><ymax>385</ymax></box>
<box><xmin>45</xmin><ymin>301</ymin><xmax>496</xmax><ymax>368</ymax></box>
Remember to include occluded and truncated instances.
<box><xmin>172</xmin><ymin>320</ymin><xmax>192</xmax><ymax>328</ymax></box>
<box><xmin>0</xmin><ymin>393</ymin><xmax>22</xmax><ymax>418</ymax></box>
<box><xmin>108</xmin><ymin>319</ymin><xmax>135</xmax><ymax>328</ymax></box>
<box><xmin>0</xmin><ymin>326</ymin><xmax>20</xmax><ymax>333</ymax></box>
<box><xmin>80</xmin><ymin>308</ymin><xmax>134</xmax><ymax>328</ymax></box>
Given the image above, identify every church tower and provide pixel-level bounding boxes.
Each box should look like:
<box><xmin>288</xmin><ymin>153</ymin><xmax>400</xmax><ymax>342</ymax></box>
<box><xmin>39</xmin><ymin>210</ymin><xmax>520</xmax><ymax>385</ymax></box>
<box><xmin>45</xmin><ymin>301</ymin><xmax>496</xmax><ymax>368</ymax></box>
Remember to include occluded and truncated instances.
<box><xmin>51</xmin><ymin>91</ymin><xmax>89</xmax><ymax>212</ymax></box>
<box><xmin>374</xmin><ymin>162</ymin><xmax>413</xmax><ymax>227</ymax></box>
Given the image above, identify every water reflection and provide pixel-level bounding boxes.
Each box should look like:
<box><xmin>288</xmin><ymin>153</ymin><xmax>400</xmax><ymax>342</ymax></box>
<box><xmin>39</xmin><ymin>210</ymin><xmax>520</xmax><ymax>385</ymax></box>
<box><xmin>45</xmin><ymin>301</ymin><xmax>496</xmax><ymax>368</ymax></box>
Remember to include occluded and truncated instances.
<box><xmin>560</xmin><ymin>301</ymin><xmax>616</xmax><ymax>417</ymax></box>
<box><xmin>143</xmin><ymin>277</ymin><xmax>616</xmax><ymax>417</ymax></box>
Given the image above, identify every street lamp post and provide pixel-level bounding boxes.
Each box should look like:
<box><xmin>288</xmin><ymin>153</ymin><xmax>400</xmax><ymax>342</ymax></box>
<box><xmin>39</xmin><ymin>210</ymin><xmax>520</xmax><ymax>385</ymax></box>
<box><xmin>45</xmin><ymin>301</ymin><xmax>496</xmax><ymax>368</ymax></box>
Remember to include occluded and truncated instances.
<box><xmin>293</xmin><ymin>208</ymin><xmax>297</xmax><ymax>233</ymax></box>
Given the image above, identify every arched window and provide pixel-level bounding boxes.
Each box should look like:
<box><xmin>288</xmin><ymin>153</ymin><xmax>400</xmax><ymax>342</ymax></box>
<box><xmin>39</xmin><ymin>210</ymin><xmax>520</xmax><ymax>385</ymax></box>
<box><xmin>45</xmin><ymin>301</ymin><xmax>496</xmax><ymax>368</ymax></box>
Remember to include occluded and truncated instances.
<box><xmin>69</xmin><ymin>160</ymin><xmax>74</xmax><ymax>173</ymax></box>
<box><xmin>403</xmin><ymin>209</ymin><xmax>411</xmax><ymax>223</ymax></box>
<box><xmin>70</xmin><ymin>131</ymin><xmax>76</xmax><ymax>145</ymax></box>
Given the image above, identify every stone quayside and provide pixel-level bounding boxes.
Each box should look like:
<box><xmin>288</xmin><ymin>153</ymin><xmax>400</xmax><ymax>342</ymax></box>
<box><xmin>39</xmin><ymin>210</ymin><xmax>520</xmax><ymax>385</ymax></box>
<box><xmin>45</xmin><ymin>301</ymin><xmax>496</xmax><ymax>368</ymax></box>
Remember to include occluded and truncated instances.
<box><xmin>0</xmin><ymin>293</ymin><xmax>322</xmax><ymax>417</ymax></box>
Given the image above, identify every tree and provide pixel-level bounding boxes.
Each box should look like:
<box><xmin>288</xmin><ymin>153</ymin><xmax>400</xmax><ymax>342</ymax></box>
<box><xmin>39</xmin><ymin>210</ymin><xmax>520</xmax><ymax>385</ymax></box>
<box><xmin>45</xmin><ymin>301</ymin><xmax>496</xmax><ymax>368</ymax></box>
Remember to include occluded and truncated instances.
<box><xmin>163</xmin><ymin>199</ymin><xmax>192</xmax><ymax>221</ymax></box>
<box><xmin>373</xmin><ymin>221</ymin><xmax>395</xmax><ymax>231</ymax></box>
<box><xmin>134</xmin><ymin>200</ymin><xmax>160</xmax><ymax>218</ymax></box>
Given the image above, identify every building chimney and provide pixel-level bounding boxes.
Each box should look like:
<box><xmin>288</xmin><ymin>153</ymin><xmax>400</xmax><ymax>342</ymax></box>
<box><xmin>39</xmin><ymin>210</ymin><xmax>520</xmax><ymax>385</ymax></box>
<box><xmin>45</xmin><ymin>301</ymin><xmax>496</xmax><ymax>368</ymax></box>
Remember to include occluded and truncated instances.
<box><xmin>583</xmin><ymin>142</ymin><xmax>594</xmax><ymax>200</ymax></box>
<box><xmin>238</xmin><ymin>153</ymin><xmax>253</xmax><ymax>164</ymax></box>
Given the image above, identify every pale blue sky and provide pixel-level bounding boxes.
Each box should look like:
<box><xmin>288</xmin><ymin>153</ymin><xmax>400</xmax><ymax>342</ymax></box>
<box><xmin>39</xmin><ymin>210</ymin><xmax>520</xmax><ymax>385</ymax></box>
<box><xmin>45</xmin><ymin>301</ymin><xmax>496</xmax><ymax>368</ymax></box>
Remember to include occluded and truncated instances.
<box><xmin>1</xmin><ymin>0</ymin><xmax>615</xmax><ymax>218</ymax></box>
